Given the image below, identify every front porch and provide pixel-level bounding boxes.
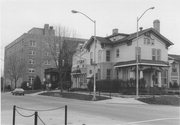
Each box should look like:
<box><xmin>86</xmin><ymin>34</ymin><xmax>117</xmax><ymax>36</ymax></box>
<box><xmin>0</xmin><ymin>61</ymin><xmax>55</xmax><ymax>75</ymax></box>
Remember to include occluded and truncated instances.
<box><xmin>114</xmin><ymin>60</ymin><xmax>169</xmax><ymax>88</ymax></box>
<box><xmin>71</xmin><ymin>69</ymin><xmax>88</xmax><ymax>88</ymax></box>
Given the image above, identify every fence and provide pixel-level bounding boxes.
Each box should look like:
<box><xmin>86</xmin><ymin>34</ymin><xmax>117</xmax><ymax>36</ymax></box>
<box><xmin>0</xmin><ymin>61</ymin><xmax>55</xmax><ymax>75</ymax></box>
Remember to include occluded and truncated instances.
<box><xmin>12</xmin><ymin>105</ymin><xmax>67</xmax><ymax>125</ymax></box>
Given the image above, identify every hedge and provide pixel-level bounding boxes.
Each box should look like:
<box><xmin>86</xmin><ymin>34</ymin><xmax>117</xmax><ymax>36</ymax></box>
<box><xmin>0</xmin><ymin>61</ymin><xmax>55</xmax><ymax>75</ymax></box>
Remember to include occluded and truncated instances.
<box><xmin>87</xmin><ymin>78</ymin><xmax>146</xmax><ymax>93</ymax></box>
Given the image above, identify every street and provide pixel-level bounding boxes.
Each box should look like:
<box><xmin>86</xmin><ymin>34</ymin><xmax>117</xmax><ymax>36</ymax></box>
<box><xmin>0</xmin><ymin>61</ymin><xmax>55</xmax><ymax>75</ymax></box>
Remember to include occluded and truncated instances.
<box><xmin>1</xmin><ymin>92</ymin><xmax>180</xmax><ymax>125</ymax></box>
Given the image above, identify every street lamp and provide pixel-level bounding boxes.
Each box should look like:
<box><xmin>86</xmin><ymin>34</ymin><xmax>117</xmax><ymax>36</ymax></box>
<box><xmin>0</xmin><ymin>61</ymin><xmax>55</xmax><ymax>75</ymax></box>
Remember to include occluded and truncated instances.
<box><xmin>136</xmin><ymin>7</ymin><xmax>155</xmax><ymax>99</ymax></box>
<box><xmin>71</xmin><ymin>10</ymin><xmax>97</xmax><ymax>101</ymax></box>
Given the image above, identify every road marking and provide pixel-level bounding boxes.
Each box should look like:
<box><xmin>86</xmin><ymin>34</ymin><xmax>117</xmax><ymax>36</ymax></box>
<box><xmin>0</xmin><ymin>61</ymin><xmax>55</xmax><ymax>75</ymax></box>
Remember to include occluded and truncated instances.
<box><xmin>119</xmin><ymin>117</ymin><xmax>180</xmax><ymax>125</ymax></box>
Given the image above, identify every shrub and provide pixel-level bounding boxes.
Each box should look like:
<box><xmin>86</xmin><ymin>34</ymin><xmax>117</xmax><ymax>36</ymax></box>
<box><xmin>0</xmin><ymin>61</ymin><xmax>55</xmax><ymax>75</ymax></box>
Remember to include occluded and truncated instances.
<box><xmin>169</xmin><ymin>81</ymin><xmax>180</xmax><ymax>89</ymax></box>
<box><xmin>87</xmin><ymin>78</ymin><xmax>146</xmax><ymax>94</ymax></box>
<box><xmin>21</xmin><ymin>81</ymin><xmax>30</xmax><ymax>90</ymax></box>
<box><xmin>33</xmin><ymin>76</ymin><xmax>42</xmax><ymax>90</ymax></box>
<box><xmin>62</xmin><ymin>81</ymin><xmax>72</xmax><ymax>90</ymax></box>
<box><xmin>69</xmin><ymin>88</ymin><xmax>88</xmax><ymax>92</ymax></box>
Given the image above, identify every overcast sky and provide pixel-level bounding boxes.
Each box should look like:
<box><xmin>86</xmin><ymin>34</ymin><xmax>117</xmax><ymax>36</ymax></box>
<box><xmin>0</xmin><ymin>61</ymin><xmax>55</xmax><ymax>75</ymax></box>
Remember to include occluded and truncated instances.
<box><xmin>1</xmin><ymin>0</ymin><xmax>180</xmax><ymax>72</ymax></box>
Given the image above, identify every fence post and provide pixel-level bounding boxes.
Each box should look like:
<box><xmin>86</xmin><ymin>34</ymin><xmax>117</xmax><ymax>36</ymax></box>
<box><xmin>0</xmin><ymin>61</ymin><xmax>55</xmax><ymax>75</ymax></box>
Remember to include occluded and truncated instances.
<box><xmin>65</xmin><ymin>105</ymin><xmax>67</xmax><ymax>125</ymax></box>
<box><xmin>34</xmin><ymin>111</ymin><xmax>38</xmax><ymax>125</ymax></box>
<box><xmin>13</xmin><ymin>105</ymin><xmax>16</xmax><ymax>125</ymax></box>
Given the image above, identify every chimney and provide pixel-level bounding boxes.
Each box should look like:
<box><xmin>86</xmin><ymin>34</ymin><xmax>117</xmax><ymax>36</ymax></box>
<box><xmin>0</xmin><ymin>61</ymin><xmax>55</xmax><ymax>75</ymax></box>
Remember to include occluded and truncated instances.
<box><xmin>49</xmin><ymin>26</ymin><xmax>55</xmax><ymax>36</ymax></box>
<box><xmin>44</xmin><ymin>24</ymin><xmax>49</xmax><ymax>35</ymax></box>
<box><xmin>139</xmin><ymin>27</ymin><xmax>143</xmax><ymax>31</ymax></box>
<box><xmin>50</xmin><ymin>26</ymin><xmax>53</xmax><ymax>29</ymax></box>
<box><xmin>112</xmin><ymin>28</ymin><xmax>118</xmax><ymax>35</ymax></box>
<box><xmin>153</xmin><ymin>20</ymin><xmax>160</xmax><ymax>32</ymax></box>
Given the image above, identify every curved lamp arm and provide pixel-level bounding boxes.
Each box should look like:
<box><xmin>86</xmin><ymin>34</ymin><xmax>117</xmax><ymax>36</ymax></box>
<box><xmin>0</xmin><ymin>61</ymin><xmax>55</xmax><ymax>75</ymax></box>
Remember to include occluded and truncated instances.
<box><xmin>71</xmin><ymin>10</ymin><xmax>95</xmax><ymax>23</ymax></box>
<box><xmin>138</xmin><ymin>7</ymin><xmax>155</xmax><ymax>22</ymax></box>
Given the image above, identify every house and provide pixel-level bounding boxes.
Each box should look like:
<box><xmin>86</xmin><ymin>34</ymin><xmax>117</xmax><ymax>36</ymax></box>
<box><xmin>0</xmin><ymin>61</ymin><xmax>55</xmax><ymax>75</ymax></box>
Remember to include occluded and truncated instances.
<box><xmin>71</xmin><ymin>20</ymin><xmax>174</xmax><ymax>88</ymax></box>
<box><xmin>4</xmin><ymin>24</ymin><xmax>86</xmax><ymax>89</ymax></box>
<box><xmin>168</xmin><ymin>54</ymin><xmax>180</xmax><ymax>87</ymax></box>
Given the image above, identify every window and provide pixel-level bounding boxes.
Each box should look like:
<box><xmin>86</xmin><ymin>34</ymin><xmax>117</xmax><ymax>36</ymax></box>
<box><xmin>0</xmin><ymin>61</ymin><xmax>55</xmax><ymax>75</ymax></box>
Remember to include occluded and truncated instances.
<box><xmin>30</xmin><ymin>40</ymin><xmax>36</xmax><ymax>47</ymax></box>
<box><xmin>106</xmin><ymin>50</ymin><xmax>110</xmax><ymax>61</ymax></box>
<box><xmin>152</xmin><ymin>49</ymin><xmax>161</xmax><ymax>61</ymax></box>
<box><xmin>144</xmin><ymin>38</ymin><xmax>154</xmax><ymax>46</ymax></box>
<box><xmin>116</xmin><ymin>49</ymin><xmax>119</xmax><ymax>58</ymax></box>
<box><xmin>28</xmin><ymin>68</ymin><xmax>35</xmax><ymax>73</ymax></box>
<box><xmin>136</xmin><ymin>47</ymin><xmax>141</xmax><ymax>61</ymax></box>
<box><xmin>29</xmin><ymin>59</ymin><xmax>35</xmax><ymax>64</ymax></box>
<box><xmin>56</xmin><ymin>43</ymin><xmax>59</xmax><ymax>49</ymax></box>
<box><xmin>29</xmin><ymin>50</ymin><xmax>36</xmax><ymax>55</ymax></box>
<box><xmin>152</xmin><ymin>48</ymin><xmax>156</xmax><ymax>61</ymax></box>
<box><xmin>90</xmin><ymin>52</ymin><xmax>93</xmax><ymax>64</ymax></box>
<box><xmin>157</xmin><ymin>49</ymin><xmax>161</xmax><ymax>61</ymax></box>
<box><xmin>44</xmin><ymin>60</ymin><xmax>51</xmax><ymax>65</ymax></box>
<box><xmin>28</xmin><ymin>76</ymin><xmax>35</xmax><ymax>84</ymax></box>
<box><xmin>89</xmin><ymin>70</ymin><xmax>92</xmax><ymax>74</ymax></box>
<box><xmin>98</xmin><ymin>50</ymin><xmax>102</xmax><ymax>63</ymax></box>
<box><xmin>45</xmin><ymin>52</ymin><xmax>49</xmax><ymax>56</ymax></box>
<box><xmin>106</xmin><ymin>69</ymin><xmax>111</xmax><ymax>79</ymax></box>
<box><xmin>151</xmin><ymin>39</ymin><xmax>155</xmax><ymax>45</ymax></box>
<box><xmin>172</xmin><ymin>63</ymin><xmax>177</xmax><ymax>73</ymax></box>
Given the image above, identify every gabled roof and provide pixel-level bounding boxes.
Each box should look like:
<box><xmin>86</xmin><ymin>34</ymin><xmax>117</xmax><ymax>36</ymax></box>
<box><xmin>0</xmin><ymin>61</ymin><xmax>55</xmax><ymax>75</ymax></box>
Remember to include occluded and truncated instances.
<box><xmin>168</xmin><ymin>54</ymin><xmax>180</xmax><ymax>61</ymax></box>
<box><xmin>126</xmin><ymin>28</ymin><xmax>173</xmax><ymax>46</ymax></box>
<box><xmin>84</xmin><ymin>28</ymin><xmax>174</xmax><ymax>49</ymax></box>
<box><xmin>84</xmin><ymin>36</ymin><xmax>111</xmax><ymax>50</ymax></box>
<box><xmin>105</xmin><ymin>33</ymin><xmax>129</xmax><ymax>39</ymax></box>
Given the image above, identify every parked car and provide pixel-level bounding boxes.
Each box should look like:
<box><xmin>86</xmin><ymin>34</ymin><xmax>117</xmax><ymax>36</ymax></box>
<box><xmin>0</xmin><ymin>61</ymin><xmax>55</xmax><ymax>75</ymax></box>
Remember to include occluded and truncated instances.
<box><xmin>11</xmin><ymin>88</ymin><xmax>25</xmax><ymax>96</ymax></box>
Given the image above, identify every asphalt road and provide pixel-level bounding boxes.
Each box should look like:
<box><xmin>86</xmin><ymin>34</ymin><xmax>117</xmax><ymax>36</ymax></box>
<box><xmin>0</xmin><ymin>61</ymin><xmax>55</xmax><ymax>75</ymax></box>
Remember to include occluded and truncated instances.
<box><xmin>1</xmin><ymin>92</ymin><xmax>180</xmax><ymax>125</ymax></box>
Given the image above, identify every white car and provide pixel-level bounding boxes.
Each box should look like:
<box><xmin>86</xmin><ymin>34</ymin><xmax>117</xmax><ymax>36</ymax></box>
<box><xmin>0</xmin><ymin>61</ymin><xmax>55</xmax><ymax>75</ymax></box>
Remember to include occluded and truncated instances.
<box><xmin>11</xmin><ymin>88</ymin><xmax>25</xmax><ymax>96</ymax></box>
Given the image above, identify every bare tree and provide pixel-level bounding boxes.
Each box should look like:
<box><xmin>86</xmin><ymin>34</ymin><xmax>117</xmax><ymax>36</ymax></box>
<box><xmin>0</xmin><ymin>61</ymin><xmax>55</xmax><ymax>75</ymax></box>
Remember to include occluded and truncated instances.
<box><xmin>46</xmin><ymin>26</ymin><xmax>77</xmax><ymax>93</ymax></box>
<box><xmin>5</xmin><ymin>54</ymin><xmax>26</xmax><ymax>89</ymax></box>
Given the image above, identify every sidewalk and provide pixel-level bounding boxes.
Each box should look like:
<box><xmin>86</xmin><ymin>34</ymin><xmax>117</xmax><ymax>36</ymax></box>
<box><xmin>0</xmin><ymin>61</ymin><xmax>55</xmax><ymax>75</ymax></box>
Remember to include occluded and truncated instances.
<box><xmin>95</xmin><ymin>96</ymin><xmax>146</xmax><ymax>104</ymax></box>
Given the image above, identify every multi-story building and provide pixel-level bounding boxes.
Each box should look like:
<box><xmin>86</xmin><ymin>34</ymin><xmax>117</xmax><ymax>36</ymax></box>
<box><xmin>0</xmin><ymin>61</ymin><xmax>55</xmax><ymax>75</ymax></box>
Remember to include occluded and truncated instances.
<box><xmin>168</xmin><ymin>54</ymin><xmax>180</xmax><ymax>87</ymax></box>
<box><xmin>4</xmin><ymin>24</ymin><xmax>86</xmax><ymax>88</ymax></box>
<box><xmin>71</xmin><ymin>20</ymin><xmax>174</xmax><ymax>88</ymax></box>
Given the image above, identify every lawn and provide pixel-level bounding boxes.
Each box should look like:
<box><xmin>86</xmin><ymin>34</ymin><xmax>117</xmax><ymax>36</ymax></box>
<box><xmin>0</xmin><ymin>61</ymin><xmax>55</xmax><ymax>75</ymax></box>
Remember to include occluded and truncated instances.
<box><xmin>138</xmin><ymin>95</ymin><xmax>180</xmax><ymax>106</ymax></box>
<box><xmin>40</xmin><ymin>92</ymin><xmax>111</xmax><ymax>101</ymax></box>
<box><xmin>24</xmin><ymin>90</ymin><xmax>42</xmax><ymax>94</ymax></box>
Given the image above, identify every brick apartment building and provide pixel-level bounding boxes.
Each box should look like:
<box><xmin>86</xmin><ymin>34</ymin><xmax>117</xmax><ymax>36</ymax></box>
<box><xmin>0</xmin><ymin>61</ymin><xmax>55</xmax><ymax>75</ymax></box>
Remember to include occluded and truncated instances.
<box><xmin>4</xmin><ymin>24</ymin><xmax>86</xmax><ymax>88</ymax></box>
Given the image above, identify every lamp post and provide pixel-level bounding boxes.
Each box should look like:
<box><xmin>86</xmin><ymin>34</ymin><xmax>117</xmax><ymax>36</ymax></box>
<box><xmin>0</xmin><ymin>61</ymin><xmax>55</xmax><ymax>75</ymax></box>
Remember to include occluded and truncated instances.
<box><xmin>136</xmin><ymin>7</ymin><xmax>155</xmax><ymax>99</ymax></box>
<box><xmin>71</xmin><ymin>10</ymin><xmax>97</xmax><ymax>101</ymax></box>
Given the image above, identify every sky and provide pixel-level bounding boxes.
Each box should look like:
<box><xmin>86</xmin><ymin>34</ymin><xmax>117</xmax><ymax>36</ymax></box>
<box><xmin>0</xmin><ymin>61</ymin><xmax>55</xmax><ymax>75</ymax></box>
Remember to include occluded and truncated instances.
<box><xmin>1</xmin><ymin>0</ymin><xmax>180</xmax><ymax>74</ymax></box>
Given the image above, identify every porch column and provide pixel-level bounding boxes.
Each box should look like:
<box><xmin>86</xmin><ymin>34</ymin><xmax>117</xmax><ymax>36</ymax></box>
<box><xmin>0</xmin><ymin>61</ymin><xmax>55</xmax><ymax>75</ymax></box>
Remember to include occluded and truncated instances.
<box><xmin>158</xmin><ymin>72</ymin><xmax>162</xmax><ymax>87</ymax></box>
<box><xmin>140</xmin><ymin>70</ymin><xmax>143</xmax><ymax>79</ymax></box>
<box><xmin>76</xmin><ymin>77</ymin><xmax>78</xmax><ymax>88</ymax></box>
<box><xmin>150</xmin><ymin>73</ymin><xmax>153</xmax><ymax>87</ymax></box>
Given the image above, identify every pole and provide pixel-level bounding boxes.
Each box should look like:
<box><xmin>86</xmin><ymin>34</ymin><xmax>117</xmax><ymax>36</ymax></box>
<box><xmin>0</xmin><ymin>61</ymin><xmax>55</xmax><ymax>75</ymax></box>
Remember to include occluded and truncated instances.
<box><xmin>13</xmin><ymin>105</ymin><xmax>16</xmax><ymax>125</ymax></box>
<box><xmin>34</xmin><ymin>111</ymin><xmax>38</xmax><ymax>125</ymax></box>
<box><xmin>65</xmin><ymin>105</ymin><xmax>67</xmax><ymax>125</ymax></box>
<box><xmin>71</xmin><ymin>10</ymin><xmax>97</xmax><ymax>101</ymax></box>
<box><xmin>92</xmin><ymin>21</ymin><xmax>96</xmax><ymax>101</ymax></box>
<box><xmin>136</xmin><ymin>17</ymin><xmax>139</xmax><ymax>99</ymax></box>
<box><xmin>135</xmin><ymin>7</ymin><xmax>154</xmax><ymax>99</ymax></box>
